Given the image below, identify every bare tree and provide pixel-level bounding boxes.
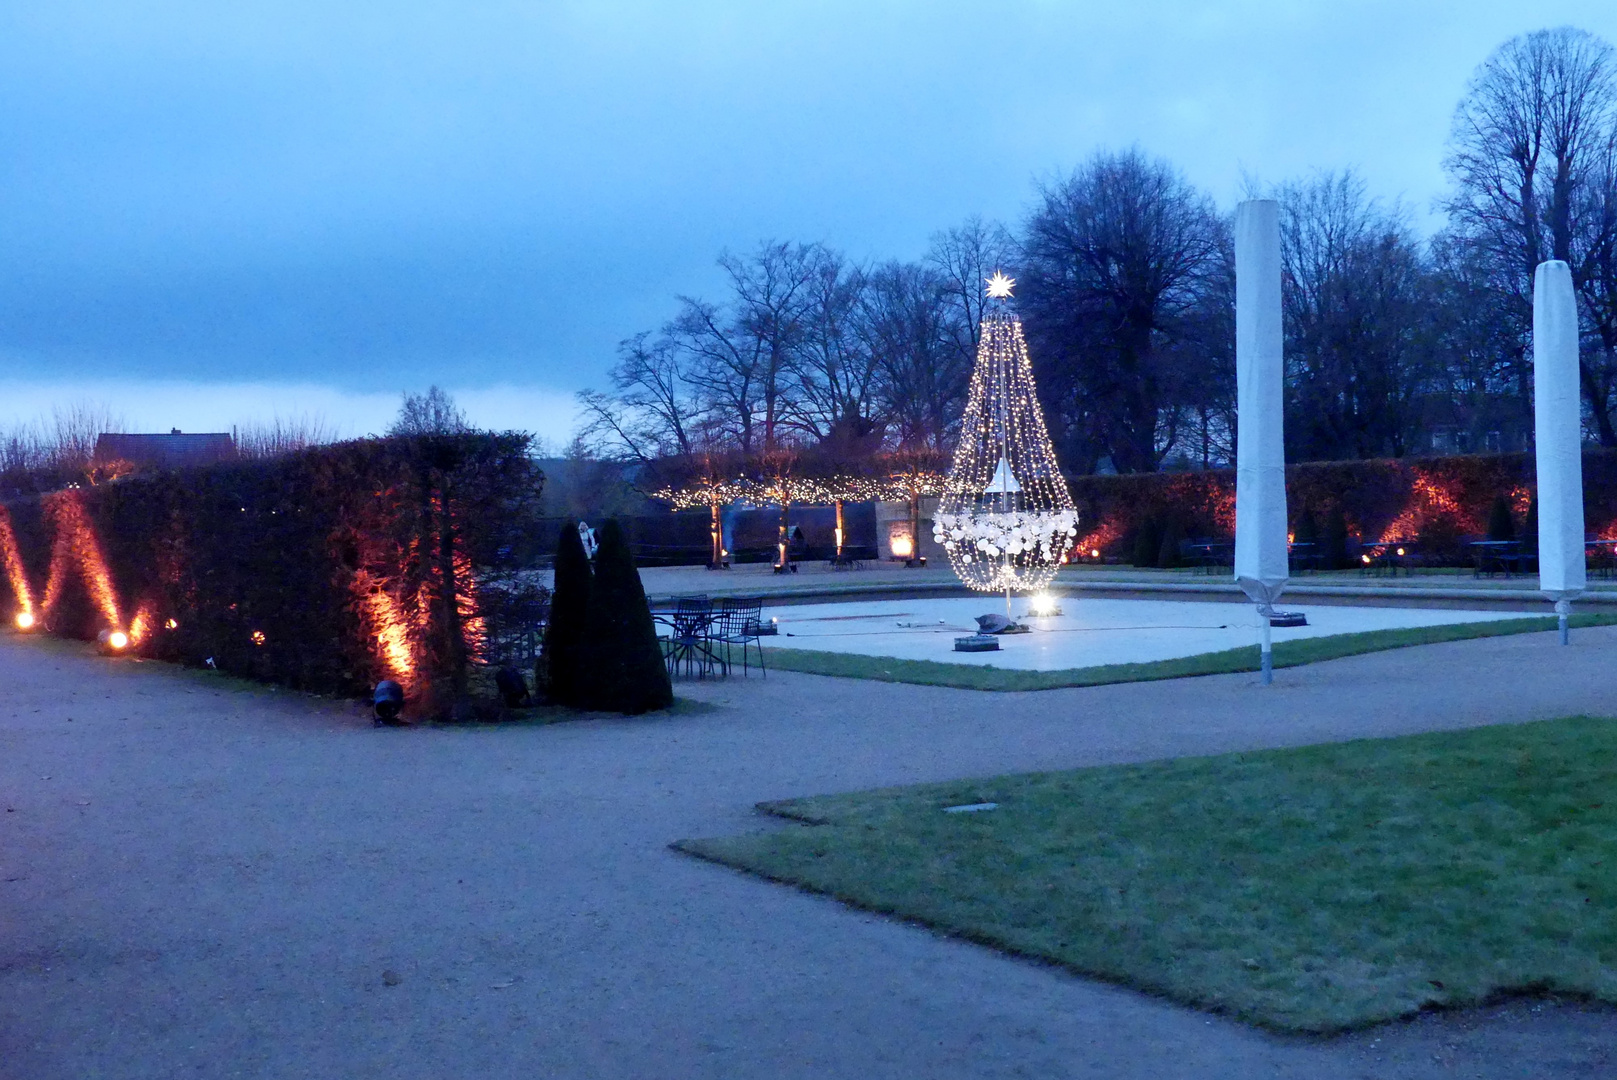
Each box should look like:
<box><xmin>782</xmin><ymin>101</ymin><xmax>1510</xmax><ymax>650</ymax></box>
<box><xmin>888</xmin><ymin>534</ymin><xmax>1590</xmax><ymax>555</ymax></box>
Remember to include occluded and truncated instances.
<box><xmin>1019</xmin><ymin>148</ymin><xmax>1229</xmax><ymax>473</ymax></box>
<box><xmin>577</xmin><ymin>332</ymin><xmax>705</xmax><ymax>462</ymax></box>
<box><xmin>788</xmin><ymin>253</ymin><xmax>885</xmax><ymax>453</ymax></box>
<box><xmin>1425</xmin><ymin>232</ymin><xmax>1535</xmax><ymax>451</ymax></box>
<box><xmin>861</xmin><ymin>261</ymin><xmax>966</xmax><ymax>452</ymax></box>
<box><xmin>1271</xmin><ymin>171</ymin><xmax>1434</xmax><ymax>460</ymax></box>
<box><xmin>233</xmin><ymin>414</ymin><xmax>339</xmax><ymax>459</ymax></box>
<box><xmin>927</xmin><ymin>216</ymin><xmax>1018</xmax><ymax>373</ymax></box>
<box><xmin>47</xmin><ymin>400</ymin><xmax>125</xmax><ymax>473</ymax></box>
<box><xmin>389</xmin><ymin>386</ymin><xmax>469</xmax><ymax>436</ymax></box>
<box><xmin>672</xmin><ymin>241</ymin><xmax>825</xmax><ymax>453</ymax></box>
<box><xmin>1444</xmin><ymin>26</ymin><xmax>1617</xmax><ymax>441</ymax></box>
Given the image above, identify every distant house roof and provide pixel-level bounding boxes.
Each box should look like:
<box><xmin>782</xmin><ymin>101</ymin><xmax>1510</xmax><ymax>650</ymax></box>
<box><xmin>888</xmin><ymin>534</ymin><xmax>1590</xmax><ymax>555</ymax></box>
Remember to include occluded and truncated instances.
<box><xmin>94</xmin><ymin>430</ymin><xmax>238</xmax><ymax>470</ymax></box>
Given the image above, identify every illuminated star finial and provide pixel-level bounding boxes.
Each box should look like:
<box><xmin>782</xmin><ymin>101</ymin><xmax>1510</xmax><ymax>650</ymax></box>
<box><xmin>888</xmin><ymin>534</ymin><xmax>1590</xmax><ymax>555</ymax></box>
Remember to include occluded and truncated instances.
<box><xmin>984</xmin><ymin>271</ymin><xmax>1015</xmax><ymax>299</ymax></box>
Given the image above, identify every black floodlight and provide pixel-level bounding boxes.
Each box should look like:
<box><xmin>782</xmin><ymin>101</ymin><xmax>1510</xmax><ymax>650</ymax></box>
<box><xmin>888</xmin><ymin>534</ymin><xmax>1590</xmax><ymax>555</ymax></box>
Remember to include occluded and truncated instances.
<box><xmin>373</xmin><ymin>680</ymin><xmax>405</xmax><ymax>725</ymax></box>
<box><xmin>494</xmin><ymin>667</ymin><xmax>529</xmax><ymax>708</ymax></box>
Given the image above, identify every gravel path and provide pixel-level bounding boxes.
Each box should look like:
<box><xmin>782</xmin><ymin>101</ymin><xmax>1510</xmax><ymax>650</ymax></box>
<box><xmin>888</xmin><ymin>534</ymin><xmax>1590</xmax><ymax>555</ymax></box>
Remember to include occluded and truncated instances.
<box><xmin>4</xmin><ymin>627</ymin><xmax>1616</xmax><ymax>1078</ymax></box>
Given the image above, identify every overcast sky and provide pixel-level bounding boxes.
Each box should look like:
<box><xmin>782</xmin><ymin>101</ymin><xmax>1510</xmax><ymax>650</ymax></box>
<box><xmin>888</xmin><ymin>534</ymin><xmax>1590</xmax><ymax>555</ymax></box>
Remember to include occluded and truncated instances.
<box><xmin>2</xmin><ymin>1</ymin><xmax>1614</xmax><ymax>440</ymax></box>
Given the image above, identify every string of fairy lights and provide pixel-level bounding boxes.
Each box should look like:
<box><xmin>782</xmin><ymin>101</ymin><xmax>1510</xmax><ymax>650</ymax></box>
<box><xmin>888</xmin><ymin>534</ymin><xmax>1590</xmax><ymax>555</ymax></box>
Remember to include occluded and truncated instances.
<box><xmin>652</xmin><ymin>470</ymin><xmax>949</xmax><ymax>511</ymax></box>
<box><xmin>934</xmin><ymin>274</ymin><xmax>1077</xmax><ymax>594</ymax></box>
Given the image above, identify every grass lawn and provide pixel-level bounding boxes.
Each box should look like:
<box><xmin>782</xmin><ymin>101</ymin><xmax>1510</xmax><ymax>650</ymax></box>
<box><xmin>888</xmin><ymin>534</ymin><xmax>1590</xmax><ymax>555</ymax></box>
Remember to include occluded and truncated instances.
<box><xmin>762</xmin><ymin>612</ymin><xmax>1617</xmax><ymax>691</ymax></box>
<box><xmin>676</xmin><ymin>715</ymin><xmax>1617</xmax><ymax>1032</ymax></box>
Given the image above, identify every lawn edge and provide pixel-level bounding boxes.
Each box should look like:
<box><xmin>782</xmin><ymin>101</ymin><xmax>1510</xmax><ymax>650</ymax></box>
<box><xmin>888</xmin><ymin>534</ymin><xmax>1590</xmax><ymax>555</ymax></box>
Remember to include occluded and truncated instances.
<box><xmin>760</xmin><ymin>613</ymin><xmax>1617</xmax><ymax>691</ymax></box>
<box><xmin>670</xmin><ymin>834</ymin><xmax>1340</xmax><ymax>1034</ymax></box>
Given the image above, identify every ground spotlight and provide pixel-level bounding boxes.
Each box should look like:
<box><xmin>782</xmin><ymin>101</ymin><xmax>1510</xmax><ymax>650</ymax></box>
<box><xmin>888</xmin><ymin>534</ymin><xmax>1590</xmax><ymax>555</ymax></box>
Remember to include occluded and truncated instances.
<box><xmin>96</xmin><ymin>628</ymin><xmax>130</xmax><ymax>654</ymax></box>
<box><xmin>494</xmin><ymin>667</ymin><xmax>530</xmax><ymax>707</ymax></box>
<box><xmin>14</xmin><ymin>611</ymin><xmax>35</xmax><ymax>630</ymax></box>
<box><xmin>1028</xmin><ymin>592</ymin><xmax>1064</xmax><ymax>617</ymax></box>
<box><xmin>373</xmin><ymin>679</ymin><xmax>405</xmax><ymax>726</ymax></box>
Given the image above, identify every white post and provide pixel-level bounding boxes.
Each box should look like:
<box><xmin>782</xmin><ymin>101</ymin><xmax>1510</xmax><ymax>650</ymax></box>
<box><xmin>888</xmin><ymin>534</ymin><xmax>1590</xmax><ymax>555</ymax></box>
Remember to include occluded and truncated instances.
<box><xmin>1261</xmin><ymin>616</ymin><xmax>1273</xmax><ymax>684</ymax></box>
<box><xmin>1534</xmin><ymin>260</ymin><xmax>1585</xmax><ymax>643</ymax></box>
<box><xmin>1234</xmin><ymin>200</ymin><xmax>1289</xmax><ymax>682</ymax></box>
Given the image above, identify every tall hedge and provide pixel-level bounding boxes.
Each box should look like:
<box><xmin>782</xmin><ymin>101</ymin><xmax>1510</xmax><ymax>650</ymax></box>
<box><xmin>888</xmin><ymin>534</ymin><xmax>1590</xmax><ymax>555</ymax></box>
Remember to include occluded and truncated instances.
<box><xmin>1068</xmin><ymin>449</ymin><xmax>1617</xmax><ymax>566</ymax></box>
<box><xmin>0</xmin><ymin>434</ymin><xmax>543</xmax><ymax>708</ymax></box>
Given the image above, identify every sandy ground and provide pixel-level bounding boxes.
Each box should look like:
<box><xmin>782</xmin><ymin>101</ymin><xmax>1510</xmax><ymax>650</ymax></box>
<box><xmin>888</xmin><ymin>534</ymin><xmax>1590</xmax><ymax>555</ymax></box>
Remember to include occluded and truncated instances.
<box><xmin>4</xmin><ymin>626</ymin><xmax>1617</xmax><ymax>1079</ymax></box>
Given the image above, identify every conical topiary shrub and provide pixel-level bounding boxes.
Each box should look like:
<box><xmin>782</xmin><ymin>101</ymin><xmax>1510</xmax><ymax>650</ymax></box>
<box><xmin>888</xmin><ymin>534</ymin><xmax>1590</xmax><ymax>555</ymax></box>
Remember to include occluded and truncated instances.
<box><xmin>577</xmin><ymin>519</ymin><xmax>673</xmax><ymax>714</ymax></box>
<box><xmin>1156</xmin><ymin>516</ymin><xmax>1186</xmax><ymax>569</ymax></box>
<box><xmin>541</xmin><ymin>521</ymin><xmax>592</xmax><ymax>707</ymax></box>
<box><xmin>1322</xmin><ymin>507</ymin><xmax>1350</xmax><ymax>570</ymax></box>
<box><xmin>1487</xmin><ymin>495</ymin><xmax>1516</xmax><ymax>542</ymax></box>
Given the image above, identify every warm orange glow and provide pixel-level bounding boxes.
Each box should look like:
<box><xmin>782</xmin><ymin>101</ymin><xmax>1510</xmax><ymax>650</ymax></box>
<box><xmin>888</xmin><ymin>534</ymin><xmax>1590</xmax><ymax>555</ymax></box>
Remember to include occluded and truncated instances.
<box><xmin>890</xmin><ymin>534</ymin><xmax>915</xmax><ymax>559</ymax></box>
<box><xmin>1362</xmin><ymin>554</ymin><xmax>1372</xmax><ymax>564</ymax></box>
<box><xmin>41</xmin><ymin>493</ymin><xmax>121</xmax><ymax>630</ymax></box>
<box><xmin>0</xmin><ymin>506</ymin><xmax>34</xmax><ymax>621</ymax></box>
<box><xmin>1378</xmin><ymin>472</ymin><xmax>1466</xmax><ymax>544</ymax></box>
<box><xmin>107</xmin><ymin>630</ymin><xmax>129</xmax><ymax>650</ymax></box>
<box><xmin>1074</xmin><ymin>519</ymin><xmax>1122</xmax><ymax>560</ymax></box>
<box><xmin>164</xmin><ymin>618</ymin><xmax>178</xmax><ymax>630</ymax></box>
<box><xmin>452</xmin><ymin>547</ymin><xmax>485</xmax><ymax>663</ymax></box>
<box><xmin>15</xmin><ymin>611</ymin><xmax>35</xmax><ymax>630</ymax></box>
<box><xmin>360</xmin><ymin>580</ymin><xmax>416</xmax><ymax>681</ymax></box>
<box><xmin>128</xmin><ymin>605</ymin><xmax>152</xmax><ymax>645</ymax></box>
<box><xmin>250</xmin><ymin>630</ymin><xmax>266</xmax><ymax>646</ymax></box>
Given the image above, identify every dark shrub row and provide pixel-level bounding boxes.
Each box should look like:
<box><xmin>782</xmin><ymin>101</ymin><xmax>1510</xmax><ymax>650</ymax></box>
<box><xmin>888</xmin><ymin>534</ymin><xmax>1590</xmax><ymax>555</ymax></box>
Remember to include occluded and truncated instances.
<box><xmin>0</xmin><ymin>434</ymin><xmax>543</xmax><ymax>711</ymax></box>
<box><xmin>1069</xmin><ymin>450</ymin><xmax>1617</xmax><ymax>567</ymax></box>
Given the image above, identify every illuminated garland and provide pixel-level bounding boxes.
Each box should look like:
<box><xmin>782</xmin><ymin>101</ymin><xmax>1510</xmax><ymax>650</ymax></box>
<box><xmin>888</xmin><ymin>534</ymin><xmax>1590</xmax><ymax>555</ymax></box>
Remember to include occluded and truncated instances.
<box><xmin>651</xmin><ymin>477</ymin><xmax>758</xmax><ymax>510</ymax></box>
<box><xmin>654</xmin><ymin>468</ymin><xmax>948</xmax><ymax>510</ymax></box>
<box><xmin>936</xmin><ymin>283</ymin><xmax>1077</xmax><ymax>594</ymax></box>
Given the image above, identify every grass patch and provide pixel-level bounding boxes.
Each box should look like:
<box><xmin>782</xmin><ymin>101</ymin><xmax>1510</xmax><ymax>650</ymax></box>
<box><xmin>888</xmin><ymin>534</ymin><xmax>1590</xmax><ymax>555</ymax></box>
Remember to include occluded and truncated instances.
<box><xmin>677</xmin><ymin>716</ymin><xmax>1617</xmax><ymax>1032</ymax></box>
<box><xmin>762</xmin><ymin>612</ymin><xmax>1617</xmax><ymax>691</ymax></box>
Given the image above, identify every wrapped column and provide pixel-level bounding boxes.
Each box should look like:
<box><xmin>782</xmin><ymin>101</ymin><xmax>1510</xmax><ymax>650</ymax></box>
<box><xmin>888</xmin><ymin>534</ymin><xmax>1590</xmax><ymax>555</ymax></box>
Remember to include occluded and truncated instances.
<box><xmin>1534</xmin><ymin>260</ymin><xmax>1585</xmax><ymax>644</ymax></box>
<box><xmin>1234</xmin><ymin>199</ymin><xmax>1288</xmax><ymax>683</ymax></box>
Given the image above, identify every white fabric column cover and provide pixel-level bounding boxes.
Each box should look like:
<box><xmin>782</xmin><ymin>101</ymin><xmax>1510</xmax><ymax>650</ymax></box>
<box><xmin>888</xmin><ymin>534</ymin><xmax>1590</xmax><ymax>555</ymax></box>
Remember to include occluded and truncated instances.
<box><xmin>1234</xmin><ymin>199</ymin><xmax>1288</xmax><ymax>609</ymax></box>
<box><xmin>1534</xmin><ymin>260</ymin><xmax>1586</xmax><ymax>601</ymax></box>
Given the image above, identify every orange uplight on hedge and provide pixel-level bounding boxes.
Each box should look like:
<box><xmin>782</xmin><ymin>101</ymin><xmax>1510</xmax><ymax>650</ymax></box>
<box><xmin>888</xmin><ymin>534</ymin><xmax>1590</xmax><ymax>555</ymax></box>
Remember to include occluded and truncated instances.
<box><xmin>15</xmin><ymin>611</ymin><xmax>35</xmax><ymax>630</ymax></box>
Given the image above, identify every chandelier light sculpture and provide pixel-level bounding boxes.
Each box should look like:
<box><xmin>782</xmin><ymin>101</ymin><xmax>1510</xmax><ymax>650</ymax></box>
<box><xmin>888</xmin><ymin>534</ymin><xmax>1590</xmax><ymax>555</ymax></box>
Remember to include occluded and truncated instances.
<box><xmin>933</xmin><ymin>272</ymin><xmax>1077</xmax><ymax>607</ymax></box>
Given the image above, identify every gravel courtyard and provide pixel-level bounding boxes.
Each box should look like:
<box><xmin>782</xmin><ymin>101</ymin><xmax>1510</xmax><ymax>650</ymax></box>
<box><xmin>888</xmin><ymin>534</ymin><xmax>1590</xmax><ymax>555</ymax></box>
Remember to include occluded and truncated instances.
<box><xmin>4</xmin><ymin>628</ymin><xmax>1617</xmax><ymax>1079</ymax></box>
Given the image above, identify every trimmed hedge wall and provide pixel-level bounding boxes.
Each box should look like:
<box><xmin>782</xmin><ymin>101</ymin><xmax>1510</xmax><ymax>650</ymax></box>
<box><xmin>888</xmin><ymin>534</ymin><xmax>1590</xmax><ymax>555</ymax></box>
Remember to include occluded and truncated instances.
<box><xmin>0</xmin><ymin>434</ymin><xmax>542</xmax><ymax>710</ymax></box>
<box><xmin>1069</xmin><ymin>450</ymin><xmax>1617</xmax><ymax>567</ymax></box>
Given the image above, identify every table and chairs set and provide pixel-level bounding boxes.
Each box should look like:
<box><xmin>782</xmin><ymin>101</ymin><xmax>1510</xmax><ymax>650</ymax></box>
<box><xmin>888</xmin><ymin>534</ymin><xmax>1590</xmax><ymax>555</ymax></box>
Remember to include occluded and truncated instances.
<box><xmin>649</xmin><ymin>595</ymin><xmax>768</xmax><ymax>679</ymax></box>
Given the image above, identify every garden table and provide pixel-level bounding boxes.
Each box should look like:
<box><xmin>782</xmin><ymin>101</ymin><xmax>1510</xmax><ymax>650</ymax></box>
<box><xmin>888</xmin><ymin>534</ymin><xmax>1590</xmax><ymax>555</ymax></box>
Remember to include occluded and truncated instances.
<box><xmin>1470</xmin><ymin>539</ymin><xmax>1523</xmax><ymax>578</ymax></box>
<box><xmin>650</xmin><ymin>597</ymin><xmax>725</xmax><ymax>679</ymax></box>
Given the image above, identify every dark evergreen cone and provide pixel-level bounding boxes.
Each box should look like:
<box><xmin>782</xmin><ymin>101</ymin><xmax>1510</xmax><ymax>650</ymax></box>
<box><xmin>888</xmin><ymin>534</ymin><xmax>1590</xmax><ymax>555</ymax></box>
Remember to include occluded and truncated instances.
<box><xmin>1487</xmin><ymin>494</ymin><xmax>1516</xmax><ymax>541</ymax></box>
<box><xmin>578</xmin><ymin>519</ymin><xmax>673</xmax><ymax>714</ymax></box>
<box><xmin>542</xmin><ymin>521</ymin><xmax>593</xmax><ymax>708</ymax></box>
<box><xmin>1156</xmin><ymin>516</ymin><xmax>1186</xmax><ymax>569</ymax></box>
<box><xmin>1131</xmin><ymin>517</ymin><xmax>1162</xmax><ymax>568</ymax></box>
<box><xmin>1323</xmin><ymin>507</ymin><xmax>1350</xmax><ymax>570</ymax></box>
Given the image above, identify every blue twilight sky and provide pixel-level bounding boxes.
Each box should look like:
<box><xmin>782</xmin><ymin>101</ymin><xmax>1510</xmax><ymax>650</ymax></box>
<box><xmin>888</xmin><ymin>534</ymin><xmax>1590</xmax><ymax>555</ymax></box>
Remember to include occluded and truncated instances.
<box><xmin>2</xmin><ymin>1</ymin><xmax>1615</xmax><ymax>439</ymax></box>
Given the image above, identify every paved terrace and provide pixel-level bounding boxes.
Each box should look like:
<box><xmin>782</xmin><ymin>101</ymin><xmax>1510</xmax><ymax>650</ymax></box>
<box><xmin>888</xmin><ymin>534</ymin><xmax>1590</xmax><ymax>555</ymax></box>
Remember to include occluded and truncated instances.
<box><xmin>4</xmin><ymin>626</ymin><xmax>1616</xmax><ymax>1078</ymax></box>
